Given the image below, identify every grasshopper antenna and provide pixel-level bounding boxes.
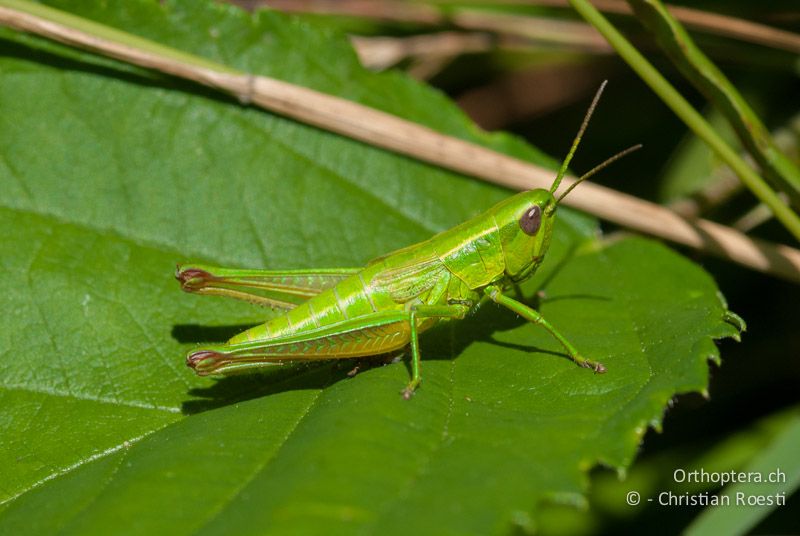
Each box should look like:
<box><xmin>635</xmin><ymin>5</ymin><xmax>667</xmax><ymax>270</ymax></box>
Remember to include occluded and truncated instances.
<box><xmin>549</xmin><ymin>80</ymin><xmax>607</xmax><ymax>196</ymax></box>
<box><xmin>557</xmin><ymin>143</ymin><xmax>643</xmax><ymax>203</ymax></box>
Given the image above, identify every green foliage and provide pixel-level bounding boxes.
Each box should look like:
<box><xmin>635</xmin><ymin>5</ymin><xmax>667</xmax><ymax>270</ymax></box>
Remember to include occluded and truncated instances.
<box><xmin>568</xmin><ymin>0</ymin><xmax>800</xmax><ymax>240</ymax></box>
<box><xmin>684</xmin><ymin>413</ymin><xmax>800</xmax><ymax>536</ymax></box>
<box><xmin>658</xmin><ymin>108</ymin><xmax>738</xmax><ymax>203</ymax></box>
<box><xmin>0</xmin><ymin>1</ymin><xmax>740</xmax><ymax>533</ymax></box>
<box><xmin>628</xmin><ymin>0</ymin><xmax>800</xmax><ymax>208</ymax></box>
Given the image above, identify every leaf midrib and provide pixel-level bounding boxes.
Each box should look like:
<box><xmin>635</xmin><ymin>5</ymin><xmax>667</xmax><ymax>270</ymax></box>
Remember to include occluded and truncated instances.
<box><xmin>0</xmin><ymin>422</ymin><xmax>173</xmax><ymax>507</ymax></box>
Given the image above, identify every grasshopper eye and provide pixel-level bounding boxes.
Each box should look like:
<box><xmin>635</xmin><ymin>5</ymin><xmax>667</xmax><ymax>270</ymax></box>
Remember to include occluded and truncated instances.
<box><xmin>519</xmin><ymin>205</ymin><xmax>542</xmax><ymax>235</ymax></box>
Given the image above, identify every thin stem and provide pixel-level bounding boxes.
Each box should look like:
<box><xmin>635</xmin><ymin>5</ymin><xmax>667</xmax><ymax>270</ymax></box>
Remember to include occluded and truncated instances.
<box><xmin>568</xmin><ymin>0</ymin><xmax>800</xmax><ymax>243</ymax></box>
<box><xmin>0</xmin><ymin>0</ymin><xmax>239</xmax><ymax>75</ymax></box>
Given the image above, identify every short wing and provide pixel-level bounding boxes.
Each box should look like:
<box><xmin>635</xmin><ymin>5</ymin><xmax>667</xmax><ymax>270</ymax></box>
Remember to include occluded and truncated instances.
<box><xmin>370</xmin><ymin>255</ymin><xmax>448</xmax><ymax>303</ymax></box>
<box><xmin>177</xmin><ymin>264</ymin><xmax>361</xmax><ymax>309</ymax></box>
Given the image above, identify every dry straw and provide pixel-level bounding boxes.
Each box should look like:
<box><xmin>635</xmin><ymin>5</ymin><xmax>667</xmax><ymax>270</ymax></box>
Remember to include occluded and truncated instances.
<box><xmin>1</xmin><ymin>2</ymin><xmax>798</xmax><ymax>282</ymax></box>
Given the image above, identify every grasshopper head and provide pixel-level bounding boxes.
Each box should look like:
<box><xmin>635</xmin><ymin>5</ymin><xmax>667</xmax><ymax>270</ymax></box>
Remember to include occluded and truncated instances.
<box><xmin>492</xmin><ymin>189</ymin><xmax>558</xmax><ymax>282</ymax></box>
<box><xmin>494</xmin><ymin>81</ymin><xmax>640</xmax><ymax>284</ymax></box>
<box><xmin>493</xmin><ymin>82</ymin><xmax>605</xmax><ymax>284</ymax></box>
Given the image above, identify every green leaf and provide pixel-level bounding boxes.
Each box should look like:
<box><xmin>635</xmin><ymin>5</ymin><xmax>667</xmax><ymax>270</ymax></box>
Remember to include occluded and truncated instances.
<box><xmin>0</xmin><ymin>1</ymin><xmax>740</xmax><ymax>533</ymax></box>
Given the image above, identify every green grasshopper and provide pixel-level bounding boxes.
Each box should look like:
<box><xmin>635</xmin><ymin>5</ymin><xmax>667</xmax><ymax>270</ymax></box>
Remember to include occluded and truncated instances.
<box><xmin>177</xmin><ymin>82</ymin><xmax>638</xmax><ymax>398</ymax></box>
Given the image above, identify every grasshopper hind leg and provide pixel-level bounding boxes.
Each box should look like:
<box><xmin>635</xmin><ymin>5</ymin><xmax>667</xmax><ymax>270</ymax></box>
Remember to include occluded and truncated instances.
<box><xmin>186</xmin><ymin>305</ymin><xmax>470</xmax><ymax>399</ymax></box>
<box><xmin>186</xmin><ymin>347</ymin><xmax>286</xmax><ymax>376</ymax></box>
<box><xmin>187</xmin><ymin>349</ymin><xmax>221</xmax><ymax>374</ymax></box>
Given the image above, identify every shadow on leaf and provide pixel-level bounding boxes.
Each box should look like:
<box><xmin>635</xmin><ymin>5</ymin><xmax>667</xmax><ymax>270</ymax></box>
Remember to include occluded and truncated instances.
<box><xmin>171</xmin><ymin>323</ymin><xmax>256</xmax><ymax>344</ymax></box>
<box><xmin>182</xmin><ymin>361</ymin><xmax>337</xmax><ymax>415</ymax></box>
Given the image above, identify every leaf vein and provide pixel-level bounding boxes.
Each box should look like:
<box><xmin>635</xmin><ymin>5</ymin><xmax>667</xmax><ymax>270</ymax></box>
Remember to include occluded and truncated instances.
<box><xmin>188</xmin><ymin>388</ymin><xmax>326</xmax><ymax>532</ymax></box>
<box><xmin>0</xmin><ymin>423</ymin><xmax>172</xmax><ymax>507</ymax></box>
<box><xmin>0</xmin><ymin>384</ymin><xmax>180</xmax><ymax>413</ymax></box>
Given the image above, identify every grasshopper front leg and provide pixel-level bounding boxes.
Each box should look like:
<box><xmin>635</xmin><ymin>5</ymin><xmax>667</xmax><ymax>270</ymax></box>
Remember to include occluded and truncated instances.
<box><xmin>485</xmin><ymin>285</ymin><xmax>606</xmax><ymax>373</ymax></box>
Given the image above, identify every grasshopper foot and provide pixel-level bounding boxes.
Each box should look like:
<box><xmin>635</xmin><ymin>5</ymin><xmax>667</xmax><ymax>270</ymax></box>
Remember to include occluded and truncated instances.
<box><xmin>401</xmin><ymin>378</ymin><xmax>422</xmax><ymax>400</ymax></box>
<box><xmin>576</xmin><ymin>357</ymin><xmax>606</xmax><ymax>374</ymax></box>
